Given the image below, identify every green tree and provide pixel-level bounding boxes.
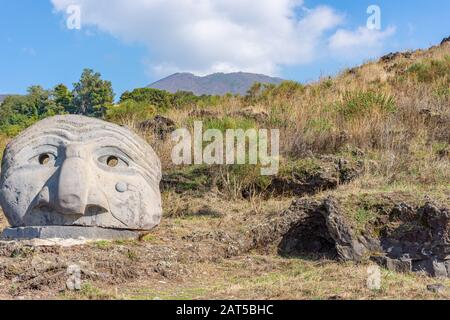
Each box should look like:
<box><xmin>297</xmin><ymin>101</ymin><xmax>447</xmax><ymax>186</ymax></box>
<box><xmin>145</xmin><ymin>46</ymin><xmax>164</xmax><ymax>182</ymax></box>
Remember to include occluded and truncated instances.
<box><xmin>0</xmin><ymin>95</ymin><xmax>35</xmax><ymax>126</ymax></box>
<box><xmin>53</xmin><ymin>83</ymin><xmax>74</xmax><ymax>113</ymax></box>
<box><xmin>0</xmin><ymin>86</ymin><xmax>65</xmax><ymax>136</ymax></box>
<box><xmin>119</xmin><ymin>88</ymin><xmax>172</xmax><ymax>111</ymax></box>
<box><xmin>72</xmin><ymin>69</ymin><xmax>114</xmax><ymax>117</ymax></box>
<box><xmin>171</xmin><ymin>91</ymin><xmax>199</xmax><ymax>108</ymax></box>
<box><xmin>27</xmin><ymin>85</ymin><xmax>64</xmax><ymax>116</ymax></box>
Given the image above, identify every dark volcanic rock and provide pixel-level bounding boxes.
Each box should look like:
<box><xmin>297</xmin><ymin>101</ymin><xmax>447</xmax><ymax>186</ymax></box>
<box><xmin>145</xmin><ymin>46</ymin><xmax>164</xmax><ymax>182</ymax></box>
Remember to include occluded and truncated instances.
<box><xmin>264</xmin><ymin>157</ymin><xmax>363</xmax><ymax>197</ymax></box>
<box><xmin>258</xmin><ymin>196</ymin><xmax>450</xmax><ymax>277</ymax></box>
<box><xmin>441</xmin><ymin>36</ymin><xmax>450</xmax><ymax>45</ymax></box>
<box><xmin>278</xmin><ymin>199</ymin><xmax>339</xmax><ymax>259</ymax></box>
<box><xmin>372</xmin><ymin>256</ymin><xmax>412</xmax><ymax>273</ymax></box>
<box><xmin>139</xmin><ymin>115</ymin><xmax>176</xmax><ymax>139</ymax></box>
<box><xmin>232</xmin><ymin>107</ymin><xmax>270</xmax><ymax>122</ymax></box>
<box><xmin>426</xmin><ymin>283</ymin><xmax>447</xmax><ymax>294</ymax></box>
<box><xmin>268</xmin><ymin>172</ymin><xmax>339</xmax><ymax>198</ymax></box>
<box><xmin>188</xmin><ymin>109</ymin><xmax>218</xmax><ymax>118</ymax></box>
<box><xmin>255</xmin><ymin>197</ymin><xmax>378</xmax><ymax>261</ymax></box>
<box><xmin>378</xmin><ymin>201</ymin><xmax>450</xmax><ymax>277</ymax></box>
<box><xmin>380</xmin><ymin>51</ymin><xmax>412</xmax><ymax>63</ymax></box>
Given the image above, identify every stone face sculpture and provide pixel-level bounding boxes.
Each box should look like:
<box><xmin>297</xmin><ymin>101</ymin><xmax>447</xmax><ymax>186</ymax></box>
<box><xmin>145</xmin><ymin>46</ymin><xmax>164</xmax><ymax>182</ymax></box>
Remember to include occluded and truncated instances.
<box><xmin>0</xmin><ymin>115</ymin><xmax>162</xmax><ymax>239</ymax></box>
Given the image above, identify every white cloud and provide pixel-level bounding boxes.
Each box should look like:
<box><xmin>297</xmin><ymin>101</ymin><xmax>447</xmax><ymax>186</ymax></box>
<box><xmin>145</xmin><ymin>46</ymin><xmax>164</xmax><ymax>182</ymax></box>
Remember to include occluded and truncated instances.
<box><xmin>51</xmin><ymin>0</ymin><xmax>395</xmax><ymax>77</ymax></box>
<box><xmin>329</xmin><ymin>26</ymin><xmax>396</xmax><ymax>59</ymax></box>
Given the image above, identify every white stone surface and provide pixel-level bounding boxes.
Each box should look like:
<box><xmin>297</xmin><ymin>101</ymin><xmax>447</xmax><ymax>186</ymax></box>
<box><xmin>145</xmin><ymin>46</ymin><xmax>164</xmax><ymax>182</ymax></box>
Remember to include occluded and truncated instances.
<box><xmin>1</xmin><ymin>226</ymin><xmax>140</xmax><ymax>240</ymax></box>
<box><xmin>0</xmin><ymin>238</ymin><xmax>89</xmax><ymax>247</ymax></box>
<box><xmin>0</xmin><ymin>115</ymin><xmax>162</xmax><ymax>232</ymax></box>
<box><xmin>66</xmin><ymin>264</ymin><xmax>82</xmax><ymax>291</ymax></box>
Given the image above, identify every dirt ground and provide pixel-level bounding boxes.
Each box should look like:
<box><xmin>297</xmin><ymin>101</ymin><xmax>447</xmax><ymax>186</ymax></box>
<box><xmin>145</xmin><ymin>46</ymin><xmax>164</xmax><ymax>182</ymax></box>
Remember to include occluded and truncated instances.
<box><xmin>0</xmin><ymin>191</ymin><xmax>449</xmax><ymax>300</ymax></box>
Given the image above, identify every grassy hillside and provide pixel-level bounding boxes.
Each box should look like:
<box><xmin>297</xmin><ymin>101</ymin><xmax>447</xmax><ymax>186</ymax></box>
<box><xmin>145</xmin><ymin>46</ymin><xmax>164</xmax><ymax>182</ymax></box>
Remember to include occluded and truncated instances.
<box><xmin>138</xmin><ymin>39</ymin><xmax>450</xmax><ymax>197</ymax></box>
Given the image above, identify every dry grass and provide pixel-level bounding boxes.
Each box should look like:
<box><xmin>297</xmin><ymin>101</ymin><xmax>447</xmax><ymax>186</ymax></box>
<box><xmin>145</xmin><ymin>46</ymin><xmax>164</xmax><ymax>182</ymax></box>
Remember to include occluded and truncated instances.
<box><xmin>63</xmin><ymin>256</ymin><xmax>450</xmax><ymax>300</ymax></box>
<box><xmin>122</xmin><ymin>41</ymin><xmax>450</xmax><ymax>196</ymax></box>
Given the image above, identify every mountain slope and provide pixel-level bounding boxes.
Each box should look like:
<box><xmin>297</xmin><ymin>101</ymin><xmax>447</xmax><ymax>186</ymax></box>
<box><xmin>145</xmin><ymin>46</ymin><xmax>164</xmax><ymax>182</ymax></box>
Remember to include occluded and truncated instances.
<box><xmin>148</xmin><ymin>72</ymin><xmax>284</xmax><ymax>95</ymax></box>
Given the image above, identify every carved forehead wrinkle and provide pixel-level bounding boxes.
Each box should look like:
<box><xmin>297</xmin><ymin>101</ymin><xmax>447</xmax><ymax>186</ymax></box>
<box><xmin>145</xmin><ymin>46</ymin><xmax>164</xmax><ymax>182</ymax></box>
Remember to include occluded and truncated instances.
<box><xmin>6</xmin><ymin>134</ymin><xmax>70</xmax><ymax>157</ymax></box>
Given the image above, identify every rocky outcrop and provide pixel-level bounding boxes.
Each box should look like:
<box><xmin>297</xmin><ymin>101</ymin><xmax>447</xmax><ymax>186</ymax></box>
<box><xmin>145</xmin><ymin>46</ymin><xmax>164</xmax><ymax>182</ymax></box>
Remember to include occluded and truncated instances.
<box><xmin>441</xmin><ymin>36</ymin><xmax>450</xmax><ymax>45</ymax></box>
<box><xmin>380</xmin><ymin>51</ymin><xmax>412</xmax><ymax>63</ymax></box>
<box><xmin>139</xmin><ymin>115</ymin><xmax>176</xmax><ymax>140</ymax></box>
<box><xmin>231</xmin><ymin>107</ymin><xmax>269</xmax><ymax>122</ymax></box>
<box><xmin>161</xmin><ymin>156</ymin><xmax>364</xmax><ymax>197</ymax></box>
<box><xmin>375</xmin><ymin>201</ymin><xmax>450</xmax><ymax>277</ymax></box>
<box><xmin>188</xmin><ymin>109</ymin><xmax>218</xmax><ymax>119</ymax></box>
<box><xmin>264</xmin><ymin>157</ymin><xmax>364</xmax><ymax>197</ymax></box>
<box><xmin>250</xmin><ymin>196</ymin><xmax>450</xmax><ymax>277</ymax></box>
<box><xmin>246</xmin><ymin>197</ymin><xmax>373</xmax><ymax>260</ymax></box>
<box><xmin>276</xmin><ymin>198</ymin><xmax>378</xmax><ymax>261</ymax></box>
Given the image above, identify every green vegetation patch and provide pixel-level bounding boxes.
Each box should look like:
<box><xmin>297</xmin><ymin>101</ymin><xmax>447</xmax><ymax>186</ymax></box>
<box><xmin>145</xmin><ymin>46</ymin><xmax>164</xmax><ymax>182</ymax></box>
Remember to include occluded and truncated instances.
<box><xmin>407</xmin><ymin>55</ymin><xmax>450</xmax><ymax>83</ymax></box>
<box><xmin>278</xmin><ymin>158</ymin><xmax>322</xmax><ymax>179</ymax></box>
<box><xmin>200</xmin><ymin>116</ymin><xmax>258</xmax><ymax>132</ymax></box>
<box><xmin>336</xmin><ymin>90</ymin><xmax>397</xmax><ymax>120</ymax></box>
<box><xmin>162</xmin><ymin>165</ymin><xmax>213</xmax><ymax>192</ymax></box>
<box><xmin>106</xmin><ymin>100</ymin><xmax>156</xmax><ymax>124</ymax></box>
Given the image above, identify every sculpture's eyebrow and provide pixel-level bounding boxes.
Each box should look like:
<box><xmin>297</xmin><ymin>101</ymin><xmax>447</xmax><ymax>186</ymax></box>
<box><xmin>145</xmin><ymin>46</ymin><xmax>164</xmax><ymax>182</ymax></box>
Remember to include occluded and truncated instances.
<box><xmin>7</xmin><ymin>135</ymin><xmax>67</xmax><ymax>158</ymax></box>
<box><xmin>31</xmin><ymin>142</ymin><xmax>61</xmax><ymax>150</ymax></box>
<box><xmin>96</xmin><ymin>145</ymin><xmax>134</xmax><ymax>162</ymax></box>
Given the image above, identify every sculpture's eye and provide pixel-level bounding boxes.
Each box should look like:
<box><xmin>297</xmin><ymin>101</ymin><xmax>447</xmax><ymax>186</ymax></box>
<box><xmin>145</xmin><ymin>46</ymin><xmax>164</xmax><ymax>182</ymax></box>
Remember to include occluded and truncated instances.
<box><xmin>98</xmin><ymin>155</ymin><xmax>128</xmax><ymax>168</ymax></box>
<box><xmin>107</xmin><ymin>156</ymin><xmax>119</xmax><ymax>167</ymax></box>
<box><xmin>38</xmin><ymin>153</ymin><xmax>56</xmax><ymax>166</ymax></box>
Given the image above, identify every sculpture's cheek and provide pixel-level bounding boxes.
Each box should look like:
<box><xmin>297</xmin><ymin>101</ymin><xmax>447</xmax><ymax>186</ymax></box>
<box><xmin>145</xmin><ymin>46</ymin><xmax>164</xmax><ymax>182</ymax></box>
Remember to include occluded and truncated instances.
<box><xmin>103</xmin><ymin>176</ymin><xmax>162</xmax><ymax>230</ymax></box>
<box><xmin>0</xmin><ymin>169</ymin><xmax>54</xmax><ymax>226</ymax></box>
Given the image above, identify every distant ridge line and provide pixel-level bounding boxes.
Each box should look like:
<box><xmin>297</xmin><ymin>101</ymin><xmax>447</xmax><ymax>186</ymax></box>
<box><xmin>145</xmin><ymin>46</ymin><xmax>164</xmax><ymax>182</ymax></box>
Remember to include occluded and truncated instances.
<box><xmin>148</xmin><ymin>71</ymin><xmax>284</xmax><ymax>95</ymax></box>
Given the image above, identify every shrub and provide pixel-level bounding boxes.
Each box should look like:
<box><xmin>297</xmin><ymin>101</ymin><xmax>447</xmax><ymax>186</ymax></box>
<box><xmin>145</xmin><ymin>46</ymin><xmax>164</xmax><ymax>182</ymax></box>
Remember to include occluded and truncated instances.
<box><xmin>201</xmin><ymin>116</ymin><xmax>257</xmax><ymax>132</ymax></box>
<box><xmin>216</xmin><ymin>164</ymin><xmax>272</xmax><ymax>199</ymax></box>
<box><xmin>105</xmin><ymin>100</ymin><xmax>156</xmax><ymax>125</ymax></box>
<box><xmin>304</xmin><ymin>118</ymin><xmax>333</xmax><ymax>134</ymax></box>
<box><xmin>120</xmin><ymin>88</ymin><xmax>173</xmax><ymax>112</ymax></box>
<box><xmin>407</xmin><ymin>56</ymin><xmax>450</xmax><ymax>83</ymax></box>
<box><xmin>269</xmin><ymin>81</ymin><xmax>304</xmax><ymax>99</ymax></box>
<box><xmin>336</xmin><ymin>91</ymin><xmax>397</xmax><ymax>120</ymax></box>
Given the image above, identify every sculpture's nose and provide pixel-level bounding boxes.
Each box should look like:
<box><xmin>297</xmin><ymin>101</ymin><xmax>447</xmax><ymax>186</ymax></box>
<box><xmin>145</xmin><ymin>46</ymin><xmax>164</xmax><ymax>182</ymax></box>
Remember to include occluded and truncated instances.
<box><xmin>56</xmin><ymin>147</ymin><xmax>89</xmax><ymax>215</ymax></box>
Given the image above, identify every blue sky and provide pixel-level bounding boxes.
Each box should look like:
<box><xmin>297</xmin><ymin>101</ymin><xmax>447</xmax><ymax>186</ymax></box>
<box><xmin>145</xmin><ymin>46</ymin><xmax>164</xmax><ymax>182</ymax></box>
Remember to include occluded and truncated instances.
<box><xmin>1</xmin><ymin>0</ymin><xmax>449</xmax><ymax>97</ymax></box>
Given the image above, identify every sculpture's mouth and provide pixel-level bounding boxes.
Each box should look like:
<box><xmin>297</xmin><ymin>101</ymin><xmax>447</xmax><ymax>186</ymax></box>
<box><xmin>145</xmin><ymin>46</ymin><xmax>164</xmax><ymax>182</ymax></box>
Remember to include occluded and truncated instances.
<box><xmin>34</xmin><ymin>203</ymin><xmax>109</xmax><ymax>216</ymax></box>
<box><xmin>22</xmin><ymin>203</ymin><xmax>126</xmax><ymax>229</ymax></box>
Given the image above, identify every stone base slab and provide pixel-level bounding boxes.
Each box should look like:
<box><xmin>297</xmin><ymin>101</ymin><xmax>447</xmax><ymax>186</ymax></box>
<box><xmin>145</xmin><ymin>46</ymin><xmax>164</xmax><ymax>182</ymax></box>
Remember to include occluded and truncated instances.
<box><xmin>0</xmin><ymin>226</ymin><xmax>141</xmax><ymax>240</ymax></box>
